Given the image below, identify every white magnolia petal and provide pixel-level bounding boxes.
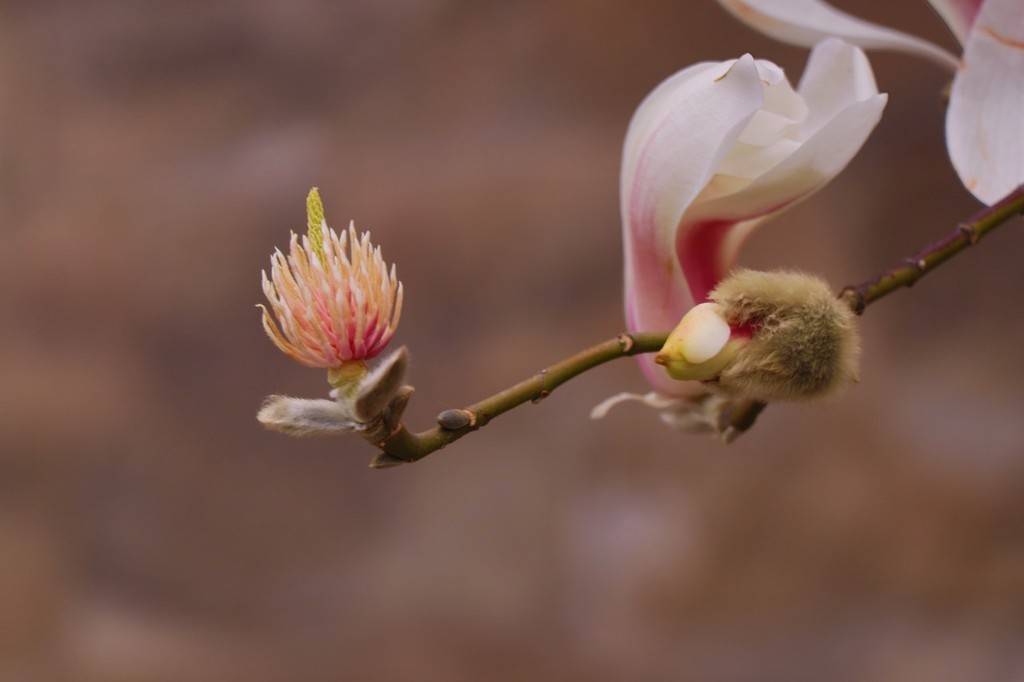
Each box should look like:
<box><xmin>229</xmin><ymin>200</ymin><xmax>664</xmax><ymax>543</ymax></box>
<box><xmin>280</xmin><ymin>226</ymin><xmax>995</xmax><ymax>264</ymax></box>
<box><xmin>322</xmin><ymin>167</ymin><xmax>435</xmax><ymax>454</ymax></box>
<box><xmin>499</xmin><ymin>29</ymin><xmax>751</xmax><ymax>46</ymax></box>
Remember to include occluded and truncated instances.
<box><xmin>590</xmin><ymin>390</ymin><xmax>732</xmax><ymax>435</ymax></box>
<box><xmin>716</xmin><ymin>0</ymin><xmax>960</xmax><ymax>71</ymax></box>
<box><xmin>927</xmin><ymin>0</ymin><xmax>984</xmax><ymax>45</ymax></box>
<box><xmin>797</xmin><ymin>37</ymin><xmax>881</xmax><ymax>137</ymax></box>
<box><xmin>739</xmin><ymin>109</ymin><xmax>802</xmax><ymax>147</ymax></box>
<box><xmin>624</xmin><ymin>55</ymin><xmax>764</xmax><ymax>277</ymax></box>
<box><xmin>620</xmin><ymin>62</ymin><xmax>720</xmax><ymax>200</ymax></box>
<box><xmin>946</xmin><ymin>0</ymin><xmax>1024</xmax><ymax>204</ymax></box>
<box><xmin>658</xmin><ymin>410</ymin><xmax>716</xmax><ymax>434</ymax></box>
<box><xmin>622</xmin><ymin>54</ymin><xmax>765</xmax><ymax>395</ymax></box>
<box><xmin>589</xmin><ymin>391</ymin><xmax>680</xmax><ymax>420</ymax></box>
<box><xmin>717</xmin><ymin>139</ymin><xmax>801</xmax><ymax>180</ymax></box>
<box><xmin>698</xmin><ymin>94</ymin><xmax>888</xmax><ymax>270</ymax></box>
<box><xmin>741</xmin><ymin>59</ymin><xmax>808</xmax><ymax>145</ymax></box>
<box><xmin>658</xmin><ymin>393</ymin><xmax>733</xmax><ymax>434</ymax></box>
<box><xmin>677</xmin><ymin>44</ymin><xmax>885</xmax><ymax>300</ymax></box>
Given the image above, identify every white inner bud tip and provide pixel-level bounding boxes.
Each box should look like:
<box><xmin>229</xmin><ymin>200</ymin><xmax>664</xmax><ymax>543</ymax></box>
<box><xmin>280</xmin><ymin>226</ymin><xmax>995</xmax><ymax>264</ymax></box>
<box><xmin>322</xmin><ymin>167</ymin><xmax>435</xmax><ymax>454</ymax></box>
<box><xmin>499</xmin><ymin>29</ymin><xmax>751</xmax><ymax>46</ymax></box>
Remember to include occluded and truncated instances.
<box><xmin>676</xmin><ymin>302</ymin><xmax>731</xmax><ymax>364</ymax></box>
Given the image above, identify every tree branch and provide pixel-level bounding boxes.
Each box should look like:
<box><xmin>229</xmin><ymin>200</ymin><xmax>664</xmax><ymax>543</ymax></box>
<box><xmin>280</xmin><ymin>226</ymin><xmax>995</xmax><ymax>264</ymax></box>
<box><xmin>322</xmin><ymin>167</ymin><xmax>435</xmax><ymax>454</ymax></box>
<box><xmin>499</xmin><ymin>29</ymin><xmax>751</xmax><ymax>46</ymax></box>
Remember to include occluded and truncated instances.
<box><xmin>368</xmin><ymin>185</ymin><xmax>1024</xmax><ymax>468</ymax></box>
<box><xmin>838</xmin><ymin>184</ymin><xmax>1024</xmax><ymax>312</ymax></box>
<box><xmin>368</xmin><ymin>333</ymin><xmax>667</xmax><ymax>467</ymax></box>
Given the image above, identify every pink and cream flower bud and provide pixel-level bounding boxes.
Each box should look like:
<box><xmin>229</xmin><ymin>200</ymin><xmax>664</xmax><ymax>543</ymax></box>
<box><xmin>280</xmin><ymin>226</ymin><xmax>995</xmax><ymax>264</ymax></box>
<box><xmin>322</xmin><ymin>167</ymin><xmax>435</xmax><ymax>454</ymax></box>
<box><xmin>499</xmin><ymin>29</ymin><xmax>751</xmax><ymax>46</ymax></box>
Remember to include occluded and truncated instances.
<box><xmin>259</xmin><ymin>189</ymin><xmax>403</xmax><ymax>371</ymax></box>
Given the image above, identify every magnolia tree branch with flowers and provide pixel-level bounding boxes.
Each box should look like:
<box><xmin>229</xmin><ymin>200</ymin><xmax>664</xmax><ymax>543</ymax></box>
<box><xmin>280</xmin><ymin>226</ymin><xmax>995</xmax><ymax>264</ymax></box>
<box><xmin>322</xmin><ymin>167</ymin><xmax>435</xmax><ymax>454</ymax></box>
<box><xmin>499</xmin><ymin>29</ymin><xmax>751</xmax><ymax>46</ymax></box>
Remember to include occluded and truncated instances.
<box><xmin>257</xmin><ymin>0</ymin><xmax>1023</xmax><ymax>468</ymax></box>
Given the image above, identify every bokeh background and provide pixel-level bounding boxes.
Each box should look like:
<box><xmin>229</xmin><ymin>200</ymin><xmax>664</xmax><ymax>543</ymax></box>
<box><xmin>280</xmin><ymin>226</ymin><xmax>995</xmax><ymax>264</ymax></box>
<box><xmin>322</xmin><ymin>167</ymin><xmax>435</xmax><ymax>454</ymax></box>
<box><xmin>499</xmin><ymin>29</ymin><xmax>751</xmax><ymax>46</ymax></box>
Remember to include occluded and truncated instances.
<box><xmin>3</xmin><ymin>1</ymin><xmax>1024</xmax><ymax>680</ymax></box>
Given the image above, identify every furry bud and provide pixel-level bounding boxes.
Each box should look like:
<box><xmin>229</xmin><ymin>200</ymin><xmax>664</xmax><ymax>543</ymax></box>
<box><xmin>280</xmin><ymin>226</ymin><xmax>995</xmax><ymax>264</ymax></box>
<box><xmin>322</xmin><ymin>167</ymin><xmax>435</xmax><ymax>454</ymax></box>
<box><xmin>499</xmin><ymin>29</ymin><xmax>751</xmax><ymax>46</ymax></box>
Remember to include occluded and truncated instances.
<box><xmin>709</xmin><ymin>269</ymin><xmax>860</xmax><ymax>401</ymax></box>
<box><xmin>257</xmin><ymin>396</ymin><xmax>362</xmax><ymax>437</ymax></box>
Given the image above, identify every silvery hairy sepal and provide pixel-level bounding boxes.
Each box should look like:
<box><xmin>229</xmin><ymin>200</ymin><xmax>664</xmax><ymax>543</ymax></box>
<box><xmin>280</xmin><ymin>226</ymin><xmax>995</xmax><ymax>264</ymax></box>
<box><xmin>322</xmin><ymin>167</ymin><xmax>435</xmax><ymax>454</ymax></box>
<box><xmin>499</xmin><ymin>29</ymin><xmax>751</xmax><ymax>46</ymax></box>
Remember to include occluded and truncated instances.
<box><xmin>258</xmin><ymin>347</ymin><xmax>410</xmax><ymax>438</ymax></box>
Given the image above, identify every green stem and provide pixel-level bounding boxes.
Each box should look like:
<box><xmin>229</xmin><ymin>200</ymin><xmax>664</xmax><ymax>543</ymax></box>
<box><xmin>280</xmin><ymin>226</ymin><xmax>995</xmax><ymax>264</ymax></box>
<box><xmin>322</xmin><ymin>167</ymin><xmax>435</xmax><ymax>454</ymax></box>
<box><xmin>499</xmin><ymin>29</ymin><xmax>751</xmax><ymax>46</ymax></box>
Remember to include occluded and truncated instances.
<box><xmin>371</xmin><ymin>185</ymin><xmax>1024</xmax><ymax>468</ymax></box>
<box><xmin>370</xmin><ymin>333</ymin><xmax>666</xmax><ymax>467</ymax></box>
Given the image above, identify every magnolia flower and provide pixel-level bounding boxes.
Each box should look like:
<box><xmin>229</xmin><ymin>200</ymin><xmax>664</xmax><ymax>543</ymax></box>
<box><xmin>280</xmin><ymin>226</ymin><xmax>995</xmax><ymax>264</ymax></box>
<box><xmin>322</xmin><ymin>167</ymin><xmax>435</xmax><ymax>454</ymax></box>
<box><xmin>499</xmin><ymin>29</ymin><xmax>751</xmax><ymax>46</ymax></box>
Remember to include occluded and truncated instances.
<box><xmin>593</xmin><ymin>39</ymin><xmax>881</xmax><ymax>429</ymax></box>
<box><xmin>716</xmin><ymin>0</ymin><xmax>1024</xmax><ymax>205</ymax></box>
<box><xmin>258</xmin><ymin>189</ymin><xmax>408</xmax><ymax>438</ymax></box>
<box><xmin>620</xmin><ymin>38</ymin><xmax>883</xmax><ymax>398</ymax></box>
<box><xmin>259</xmin><ymin>188</ymin><xmax>403</xmax><ymax>373</ymax></box>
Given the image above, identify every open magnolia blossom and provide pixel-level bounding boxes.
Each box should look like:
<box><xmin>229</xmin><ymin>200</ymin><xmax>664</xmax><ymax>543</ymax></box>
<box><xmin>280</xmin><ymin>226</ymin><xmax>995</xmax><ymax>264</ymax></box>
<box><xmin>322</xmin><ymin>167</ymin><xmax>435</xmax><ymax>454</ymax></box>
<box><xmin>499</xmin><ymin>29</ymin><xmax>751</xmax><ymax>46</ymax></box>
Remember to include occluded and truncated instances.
<box><xmin>258</xmin><ymin>189</ymin><xmax>409</xmax><ymax>437</ymax></box>
<box><xmin>594</xmin><ymin>38</ymin><xmax>883</xmax><ymax>429</ymax></box>
<box><xmin>716</xmin><ymin>0</ymin><xmax>1024</xmax><ymax>205</ymax></box>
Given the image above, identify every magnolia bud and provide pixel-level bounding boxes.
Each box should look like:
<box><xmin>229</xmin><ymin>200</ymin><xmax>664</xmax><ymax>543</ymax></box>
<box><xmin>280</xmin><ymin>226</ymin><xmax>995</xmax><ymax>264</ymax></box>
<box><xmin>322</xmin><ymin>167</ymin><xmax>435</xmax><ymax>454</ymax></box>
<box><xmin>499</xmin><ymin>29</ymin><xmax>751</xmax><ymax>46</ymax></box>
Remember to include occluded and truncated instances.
<box><xmin>655</xmin><ymin>302</ymin><xmax>745</xmax><ymax>381</ymax></box>
<box><xmin>657</xmin><ymin>270</ymin><xmax>860</xmax><ymax>402</ymax></box>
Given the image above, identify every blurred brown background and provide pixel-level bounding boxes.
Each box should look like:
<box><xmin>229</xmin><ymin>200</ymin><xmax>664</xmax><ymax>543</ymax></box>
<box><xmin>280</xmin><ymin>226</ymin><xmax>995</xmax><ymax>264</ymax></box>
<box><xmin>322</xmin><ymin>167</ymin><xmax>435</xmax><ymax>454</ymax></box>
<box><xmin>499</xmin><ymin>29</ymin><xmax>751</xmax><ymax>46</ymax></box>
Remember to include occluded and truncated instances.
<box><xmin>2</xmin><ymin>1</ymin><xmax>1023</xmax><ymax>680</ymax></box>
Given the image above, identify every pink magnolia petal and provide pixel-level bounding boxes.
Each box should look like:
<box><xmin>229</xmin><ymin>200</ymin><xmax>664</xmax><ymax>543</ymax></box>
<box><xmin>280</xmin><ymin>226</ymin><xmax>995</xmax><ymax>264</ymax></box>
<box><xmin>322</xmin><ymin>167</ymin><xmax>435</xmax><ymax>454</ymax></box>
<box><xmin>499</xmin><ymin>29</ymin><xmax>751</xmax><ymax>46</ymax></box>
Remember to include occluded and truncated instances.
<box><xmin>683</xmin><ymin>40</ymin><xmax>886</xmax><ymax>299</ymax></box>
<box><xmin>622</xmin><ymin>55</ymin><xmax>766</xmax><ymax>394</ymax></box>
<box><xmin>623</xmin><ymin>55</ymin><xmax>766</xmax><ymax>330</ymax></box>
<box><xmin>716</xmin><ymin>0</ymin><xmax>960</xmax><ymax>71</ymax></box>
<box><xmin>928</xmin><ymin>0</ymin><xmax>984</xmax><ymax>45</ymax></box>
<box><xmin>946</xmin><ymin>0</ymin><xmax>1024</xmax><ymax>204</ymax></box>
<box><xmin>688</xmin><ymin>94</ymin><xmax>887</xmax><ymax>284</ymax></box>
<box><xmin>797</xmin><ymin>36</ymin><xmax>880</xmax><ymax>135</ymax></box>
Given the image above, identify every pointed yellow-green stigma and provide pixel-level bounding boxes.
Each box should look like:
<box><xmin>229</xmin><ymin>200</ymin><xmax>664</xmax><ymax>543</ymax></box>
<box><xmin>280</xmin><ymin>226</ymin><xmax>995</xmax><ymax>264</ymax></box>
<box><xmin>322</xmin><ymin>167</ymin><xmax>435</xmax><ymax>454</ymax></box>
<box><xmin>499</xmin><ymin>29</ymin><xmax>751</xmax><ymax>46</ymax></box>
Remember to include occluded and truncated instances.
<box><xmin>306</xmin><ymin>187</ymin><xmax>327</xmax><ymax>265</ymax></box>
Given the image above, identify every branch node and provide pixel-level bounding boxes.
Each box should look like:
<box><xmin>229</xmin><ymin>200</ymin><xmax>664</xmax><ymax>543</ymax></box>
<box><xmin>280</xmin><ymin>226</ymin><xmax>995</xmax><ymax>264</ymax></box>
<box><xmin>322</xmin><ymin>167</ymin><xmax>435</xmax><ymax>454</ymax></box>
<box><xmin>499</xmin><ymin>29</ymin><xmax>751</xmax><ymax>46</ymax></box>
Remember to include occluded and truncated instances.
<box><xmin>616</xmin><ymin>333</ymin><xmax>636</xmax><ymax>353</ymax></box>
<box><xmin>902</xmin><ymin>257</ymin><xmax>926</xmax><ymax>281</ymax></box>
<box><xmin>958</xmin><ymin>222</ymin><xmax>980</xmax><ymax>245</ymax></box>
<box><xmin>382</xmin><ymin>386</ymin><xmax>414</xmax><ymax>432</ymax></box>
<box><xmin>838</xmin><ymin>287</ymin><xmax>866</xmax><ymax>315</ymax></box>
<box><xmin>437</xmin><ymin>408</ymin><xmax>476</xmax><ymax>430</ymax></box>
<box><xmin>531</xmin><ymin>389</ymin><xmax>551</xmax><ymax>404</ymax></box>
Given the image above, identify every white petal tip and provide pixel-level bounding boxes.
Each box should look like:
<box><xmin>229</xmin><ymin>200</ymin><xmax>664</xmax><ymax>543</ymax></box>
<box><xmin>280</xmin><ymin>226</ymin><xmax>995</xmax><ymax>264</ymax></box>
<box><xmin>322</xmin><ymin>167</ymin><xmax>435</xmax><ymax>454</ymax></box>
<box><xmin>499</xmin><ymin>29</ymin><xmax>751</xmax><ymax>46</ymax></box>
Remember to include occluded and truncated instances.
<box><xmin>673</xmin><ymin>302</ymin><xmax>732</xmax><ymax>364</ymax></box>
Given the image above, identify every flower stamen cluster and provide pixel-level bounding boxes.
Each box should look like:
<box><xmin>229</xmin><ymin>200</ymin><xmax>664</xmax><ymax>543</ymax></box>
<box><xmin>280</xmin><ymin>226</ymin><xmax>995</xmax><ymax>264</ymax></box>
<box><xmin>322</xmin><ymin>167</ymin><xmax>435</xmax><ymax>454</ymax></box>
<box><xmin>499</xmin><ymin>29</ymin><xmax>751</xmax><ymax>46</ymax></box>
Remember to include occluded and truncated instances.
<box><xmin>259</xmin><ymin>189</ymin><xmax>403</xmax><ymax>369</ymax></box>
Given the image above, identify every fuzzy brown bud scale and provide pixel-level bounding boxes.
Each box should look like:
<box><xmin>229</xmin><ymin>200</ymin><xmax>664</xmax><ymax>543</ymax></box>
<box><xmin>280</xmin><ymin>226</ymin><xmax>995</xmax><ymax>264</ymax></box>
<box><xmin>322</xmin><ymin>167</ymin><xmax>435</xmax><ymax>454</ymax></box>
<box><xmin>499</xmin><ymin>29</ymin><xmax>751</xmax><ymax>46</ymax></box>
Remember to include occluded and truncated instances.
<box><xmin>708</xmin><ymin>269</ymin><xmax>860</xmax><ymax>402</ymax></box>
